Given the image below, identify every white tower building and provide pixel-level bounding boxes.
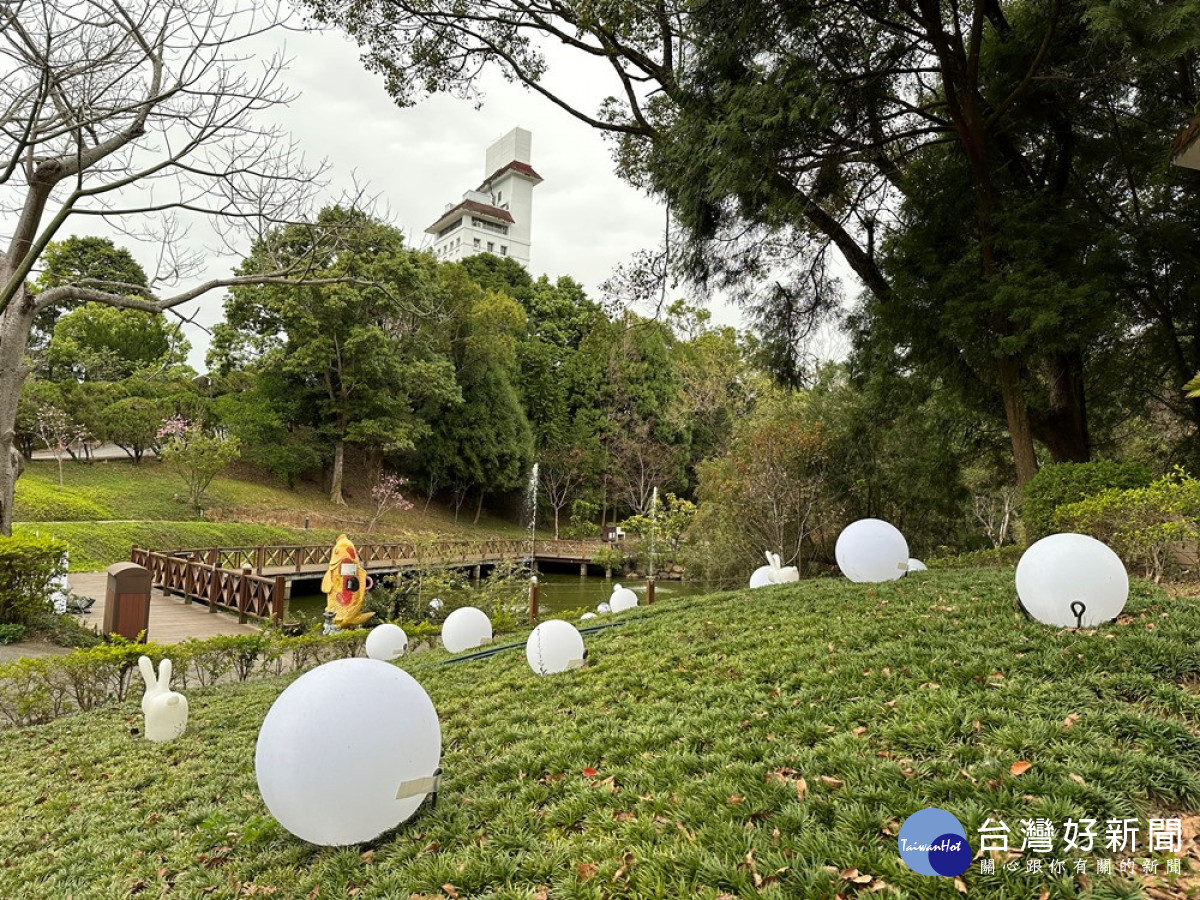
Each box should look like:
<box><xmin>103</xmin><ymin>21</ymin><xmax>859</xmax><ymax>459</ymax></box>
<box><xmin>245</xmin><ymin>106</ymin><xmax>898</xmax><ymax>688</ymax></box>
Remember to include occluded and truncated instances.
<box><xmin>425</xmin><ymin>127</ymin><xmax>542</xmax><ymax>267</ymax></box>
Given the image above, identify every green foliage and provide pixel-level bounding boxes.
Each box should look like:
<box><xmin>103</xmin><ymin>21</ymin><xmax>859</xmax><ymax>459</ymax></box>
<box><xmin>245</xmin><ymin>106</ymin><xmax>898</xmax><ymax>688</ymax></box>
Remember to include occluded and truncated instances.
<box><xmin>0</xmin><ymin>534</ymin><xmax>66</xmax><ymax>626</ymax></box>
<box><xmin>566</xmin><ymin>499</ymin><xmax>600</xmax><ymax>538</ymax></box>
<box><xmin>1054</xmin><ymin>470</ymin><xmax>1200</xmax><ymax>580</ymax></box>
<box><xmin>45</xmin><ymin>303</ymin><xmax>190</xmax><ymax>382</ymax></box>
<box><xmin>97</xmin><ymin>396</ymin><xmax>171</xmax><ymax>462</ymax></box>
<box><xmin>1022</xmin><ymin>460</ymin><xmax>1153</xmax><ymax>541</ymax></box>
<box><xmin>589</xmin><ymin>545</ymin><xmax>625</xmax><ymax>574</ymax></box>
<box><xmin>12</xmin><ymin>479</ymin><xmax>114</xmax><ymax>521</ymax></box>
<box><xmin>158</xmin><ymin>423</ymin><xmax>241</xmax><ymax>513</ymax></box>
<box><xmin>926</xmin><ymin>545</ymin><xmax>1024</xmax><ymax>570</ymax></box>
<box><xmin>620</xmin><ymin>493</ymin><xmax>697</xmax><ymax>570</ymax></box>
<box><xmin>0</xmin><ymin>623</ymin><xmax>26</xmax><ymax>644</ymax></box>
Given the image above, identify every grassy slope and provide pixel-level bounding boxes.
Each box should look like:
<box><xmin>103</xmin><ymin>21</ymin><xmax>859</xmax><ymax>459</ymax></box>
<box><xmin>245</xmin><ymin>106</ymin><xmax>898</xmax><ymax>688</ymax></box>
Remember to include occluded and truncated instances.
<box><xmin>14</xmin><ymin>459</ymin><xmax>526</xmax><ymax>571</ymax></box>
<box><xmin>3</xmin><ymin>569</ymin><xmax>1199</xmax><ymax>899</ymax></box>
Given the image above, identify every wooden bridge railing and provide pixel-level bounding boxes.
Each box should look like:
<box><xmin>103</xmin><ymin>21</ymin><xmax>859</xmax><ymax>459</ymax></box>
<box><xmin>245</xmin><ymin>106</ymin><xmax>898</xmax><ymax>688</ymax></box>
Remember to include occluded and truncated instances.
<box><xmin>132</xmin><ymin>548</ymin><xmax>285</xmax><ymax>624</ymax></box>
<box><xmin>130</xmin><ymin>539</ymin><xmax>607</xmax><ymax>624</ymax></box>
<box><xmin>162</xmin><ymin>538</ymin><xmax>606</xmax><ymax>575</ymax></box>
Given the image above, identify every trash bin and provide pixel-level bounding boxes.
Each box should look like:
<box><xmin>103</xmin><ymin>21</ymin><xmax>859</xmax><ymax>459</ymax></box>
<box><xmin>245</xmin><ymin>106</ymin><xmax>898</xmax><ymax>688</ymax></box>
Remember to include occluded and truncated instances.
<box><xmin>104</xmin><ymin>562</ymin><xmax>152</xmax><ymax>641</ymax></box>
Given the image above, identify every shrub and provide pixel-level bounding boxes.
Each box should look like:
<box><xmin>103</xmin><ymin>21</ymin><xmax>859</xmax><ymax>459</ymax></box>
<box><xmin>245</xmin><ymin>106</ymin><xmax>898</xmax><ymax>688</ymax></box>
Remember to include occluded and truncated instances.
<box><xmin>590</xmin><ymin>546</ymin><xmax>625</xmax><ymax>574</ymax></box>
<box><xmin>0</xmin><ymin>534</ymin><xmax>68</xmax><ymax>626</ymax></box>
<box><xmin>1054</xmin><ymin>470</ymin><xmax>1200</xmax><ymax>580</ymax></box>
<box><xmin>12</xmin><ymin>479</ymin><xmax>115</xmax><ymax>521</ymax></box>
<box><xmin>1023</xmin><ymin>460</ymin><xmax>1152</xmax><ymax>540</ymax></box>
<box><xmin>926</xmin><ymin>545</ymin><xmax>1024</xmax><ymax>569</ymax></box>
<box><xmin>0</xmin><ymin>623</ymin><xmax>27</xmax><ymax>644</ymax></box>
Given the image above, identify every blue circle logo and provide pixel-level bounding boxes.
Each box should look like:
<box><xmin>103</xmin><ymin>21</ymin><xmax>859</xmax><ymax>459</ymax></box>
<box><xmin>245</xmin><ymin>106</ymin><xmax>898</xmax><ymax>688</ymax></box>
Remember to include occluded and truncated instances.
<box><xmin>898</xmin><ymin>808</ymin><xmax>971</xmax><ymax>876</ymax></box>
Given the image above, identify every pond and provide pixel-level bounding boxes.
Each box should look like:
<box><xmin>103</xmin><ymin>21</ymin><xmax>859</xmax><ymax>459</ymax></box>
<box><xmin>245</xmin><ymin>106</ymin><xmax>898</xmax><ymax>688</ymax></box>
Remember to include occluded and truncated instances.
<box><xmin>285</xmin><ymin>572</ymin><xmax>730</xmax><ymax>622</ymax></box>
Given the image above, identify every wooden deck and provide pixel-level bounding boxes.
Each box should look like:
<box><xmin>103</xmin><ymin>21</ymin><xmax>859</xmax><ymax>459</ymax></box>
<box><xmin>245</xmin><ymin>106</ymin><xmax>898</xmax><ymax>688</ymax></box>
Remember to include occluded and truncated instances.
<box><xmin>68</xmin><ymin>572</ymin><xmax>261</xmax><ymax>644</ymax></box>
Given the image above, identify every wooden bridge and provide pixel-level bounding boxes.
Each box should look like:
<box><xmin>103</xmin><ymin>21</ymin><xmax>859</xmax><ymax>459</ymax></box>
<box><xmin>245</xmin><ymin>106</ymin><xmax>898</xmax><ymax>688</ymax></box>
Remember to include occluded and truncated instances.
<box><xmin>130</xmin><ymin>538</ymin><xmax>608</xmax><ymax>625</ymax></box>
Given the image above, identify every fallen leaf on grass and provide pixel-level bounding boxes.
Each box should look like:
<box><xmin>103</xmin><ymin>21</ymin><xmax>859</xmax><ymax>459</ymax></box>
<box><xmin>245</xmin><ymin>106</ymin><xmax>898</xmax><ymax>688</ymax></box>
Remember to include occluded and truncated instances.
<box><xmin>577</xmin><ymin>863</ymin><xmax>598</xmax><ymax>882</ymax></box>
<box><xmin>1010</xmin><ymin>761</ymin><xmax>1032</xmax><ymax>776</ymax></box>
<box><xmin>582</xmin><ymin>767</ymin><xmax>598</xmax><ymax>778</ymax></box>
<box><xmin>1062</xmin><ymin>713</ymin><xmax>1081</xmax><ymax>728</ymax></box>
<box><xmin>1069</xmin><ymin>773</ymin><xmax>1086</xmax><ymax>785</ymax></box>
<box><xmin>728</xmin><ymin>795</ymin><xmax>745</xmax><ymax>805</ymax></box>
<box><xmin>442</xmin><ymin>885</ymin><xmax>460</xmax><ymax>899</ymax></box>
<box><xmin>820</xmin><ymin>776</ymin><xmax>845</xmax><ymax>789</ymax></box>
<box><xmin>955</xmin><ymin>876</ymin><xmax>968</xmax><ymax>893</ymax></box>
<box><xmin>840</xmin><ymin>868</ymin><xmax>873</xmax><ymax>884</ymax></box>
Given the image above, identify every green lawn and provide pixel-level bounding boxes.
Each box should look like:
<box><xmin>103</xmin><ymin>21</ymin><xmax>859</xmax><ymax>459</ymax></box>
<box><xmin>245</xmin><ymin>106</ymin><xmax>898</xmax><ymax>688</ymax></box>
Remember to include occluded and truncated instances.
<box><xmin>14</xmin><ymin>459</ymin><xmax>528</xmax><ymax>571</ymax></box>
<box><xmin>2</xmin><ymin>569</ymin><xmax>1198</xmax><ymax>898</ymax></box>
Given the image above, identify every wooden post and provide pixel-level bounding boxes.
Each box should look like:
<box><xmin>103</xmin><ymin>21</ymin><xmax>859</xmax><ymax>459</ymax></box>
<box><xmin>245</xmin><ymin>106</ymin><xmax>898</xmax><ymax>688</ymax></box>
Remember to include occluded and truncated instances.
<box><xmin>255</xmin><ymin>546</ymin><xmax>265</xmax><ymax>575</ymax></box>
<box><xmin>473</xmin><ymin>564</ymin><xmax>481</xmax><ymax>583</ymax></box>
<box><xmin>580</xmin><ymin>562</ymin><xmax>587</xmax><ymax>578</ymax></box>
<box><xmin>207</xmin><ymin>563</ymin><xmax>219</xmax><ymax>609</ymax></box>
<box><xmin>236</xmin><ymin>565</ymin><xmax>250</xmax><ymax>619</ymax></box>
<box><xmin>274</xmin><ymin>575</ymin><xmax>286</xmax><ymax>625</ymax></box>
<box><xmin>646</xmin><ymin>577</ymin><xmax>656</xmax><ymax>606</ymax></box>
<box><xmin>528</xmin><ymin>577</ymin><xmax>539</xmax><ymax>624</ymax></box>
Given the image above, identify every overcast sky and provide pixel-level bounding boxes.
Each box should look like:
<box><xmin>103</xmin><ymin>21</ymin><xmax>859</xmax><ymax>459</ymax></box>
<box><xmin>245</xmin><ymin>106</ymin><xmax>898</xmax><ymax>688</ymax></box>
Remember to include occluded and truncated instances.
<box><xmin>162</xmin><ymin>24</ymin><xmax>743</xmax><ymax>370</ymax></box>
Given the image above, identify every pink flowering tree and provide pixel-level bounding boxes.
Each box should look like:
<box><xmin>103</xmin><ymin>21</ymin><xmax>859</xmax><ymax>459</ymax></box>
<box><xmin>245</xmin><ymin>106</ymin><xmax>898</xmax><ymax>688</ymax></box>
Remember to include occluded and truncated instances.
<box><xmin>368</xmin><ymin>473</ymin><xmax>415</xmax><ymax>532</ymax></box>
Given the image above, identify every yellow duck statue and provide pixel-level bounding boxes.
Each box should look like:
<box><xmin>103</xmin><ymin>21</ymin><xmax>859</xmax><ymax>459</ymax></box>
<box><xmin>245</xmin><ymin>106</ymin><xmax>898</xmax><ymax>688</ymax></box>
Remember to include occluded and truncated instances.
<box><xmin>322</xmin><ymin>534</ymin><xmax>375</xmax><ymax>628</ymax></box>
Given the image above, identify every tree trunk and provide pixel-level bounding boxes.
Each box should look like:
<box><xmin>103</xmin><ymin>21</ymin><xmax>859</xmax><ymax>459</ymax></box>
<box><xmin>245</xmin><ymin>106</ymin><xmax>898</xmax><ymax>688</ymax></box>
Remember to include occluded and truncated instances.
<box><xmin>0</xmin><ymin>292</ymin><xmax>36</xmax><ymax>536</ymax></box>
<box><xmin>473</xmin><ymin>490</ymin><xmax>484</xmax><ymax>525</ymax></box>
<box><xmin>996</xmin><ymin>355</ymin><xmax>1040</xmax><ymax>488</ymax></box>
<box><xmin>553</xmin><ymin>507</ymin><xmax>560</xmax><ymax>540</ymax></box>
<box><xmin>1031</xmin><ymin>351</ymin><xmax>1090</xmax><ymax>463</ymax></box>
<box><xmin>330</xmin><ymin>440</ymin><xmax>346</xmax><ymax>505</ymax></box>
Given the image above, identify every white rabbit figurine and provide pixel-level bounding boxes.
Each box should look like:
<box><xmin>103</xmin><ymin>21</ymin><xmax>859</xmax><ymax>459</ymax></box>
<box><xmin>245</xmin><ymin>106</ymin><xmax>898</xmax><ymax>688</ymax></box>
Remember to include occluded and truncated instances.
<box><xmin>766</xmin><ymin>551</ymin><xmax>800</xmax><ymax>584</ymax></box>
<box><xmin>138</xmin><ymin>656</ymin><xmax>188</xmax><ymax>742</ymax></box>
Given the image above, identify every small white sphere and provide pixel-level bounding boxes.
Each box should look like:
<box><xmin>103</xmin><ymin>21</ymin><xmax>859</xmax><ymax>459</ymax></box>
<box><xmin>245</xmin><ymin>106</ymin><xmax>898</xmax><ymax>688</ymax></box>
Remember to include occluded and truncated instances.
<box><xmin>749</xmin><ymin>565</ymin><xmax>773</xmax><ymax>589</ymax></box>
<box><xmin>441</xmin><ymin>606</ymin><xmax>492</xmax><ymax>653</ymax></box>
<box><xmin>255</xmin><ymin>658</ymin><xmax>441</xmax><ymax>846</ymax></box>
<box><xmin>609</xmin><ymin>585</ymin><xmax>638</xmax><ymax>613</ymax></box>
<box><xmin>580</xmin><ymin>612</ymin><xmax>597</xmax><ymax>620</ymax></box>
<box><xmin>835</xmin><ymin>519</ymin><xmax>910</xmax><ymax>583</ymax></box>
<box><xmin>907</xmin><ymin>558</ymin><xmax>927</xmax><ymax>573</ymax></box>
<box><xmin>365</xmin><ymin>623</ymin><xmax>408</xmax><ymax>661</ymax></box>
<box><xmin>428</xmin><ymin>598</ymin><xmax>443</xmax><ymax>612</ymax></box>
<box><xmin>526</xmin><ymin>620</ymin><xmax>586</xmax><ymax>675</ymax></box>
<box><xmin>1016</xmin><ymin>533</ymin><xmax>1128</xmax><ymax>628</ymax></box>
<box><xmin>596</xmin><ymin>602</ymin><xmax>611</xmax><ymax>614</ymax></box>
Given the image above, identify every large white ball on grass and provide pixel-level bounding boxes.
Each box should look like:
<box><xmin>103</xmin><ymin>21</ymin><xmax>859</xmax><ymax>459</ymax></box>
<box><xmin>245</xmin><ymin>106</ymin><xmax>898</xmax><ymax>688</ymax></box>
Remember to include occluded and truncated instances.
<box><xmin>749</xmin><ymin>565</ymin><xmax>773</xmax><ymax>589</ymax></box>
<box><xmin>1016</xmin><ymin>533</ymin><xmax>1128</xmax><ymax>628</ymax></box>
<box><xmin>907</xmin><ymin>558</ymin><xmax>927</xmax><ymax>573</ymax></box>
<box><xmin>441</xmin><ymin>606</ymin><xmax>492</xmax><ymax>653</ymax></box>
<box><xmin>609</xmin><ymin>584</ymin><xmax>638</xmax><ymax>613</ymax></box>
<box><xmin>255</xmin><ymin>658</ymin><xmax>441</xmax><ymax>846</ymax></box>
<box><xmin>365</xmin><ymin>623</ymin><xmax>408</xmax><ymax>661</ymax></box>
<box><xmin>835</xmin><ymin>519</ymin><xmax>909</xmax><ymax>583</ymax></box>
<box><xmin>526</xmin><ymin>620</ymin><xmax>586</xmax><ymax>675</ymax></box>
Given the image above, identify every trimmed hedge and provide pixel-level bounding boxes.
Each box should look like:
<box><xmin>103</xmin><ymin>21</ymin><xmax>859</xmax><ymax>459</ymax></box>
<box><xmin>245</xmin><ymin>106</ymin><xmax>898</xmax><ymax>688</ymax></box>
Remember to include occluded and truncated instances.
<box><xmin>1022</xmin><ymin>460</ymin><xmax>1153</xmax><ymax>540</ymax></box>
<box><xmin>926</xmin><ymin>545</ymin><xmax>1023</xmax><ymax>570</ymax></box>
<box><xmin>0</xmin><ymin>629</ymin><xmax>370</xmax><ymax>727</ymax></box>
<box><xmin>0</xmin><ymin>534</ymin><xmax>67</xmax><ymax>626</ymax></box>
<box><xmin>13</xmin><ymin>479</ymin><xmax>115</xmax><ymax>521</ymax></box>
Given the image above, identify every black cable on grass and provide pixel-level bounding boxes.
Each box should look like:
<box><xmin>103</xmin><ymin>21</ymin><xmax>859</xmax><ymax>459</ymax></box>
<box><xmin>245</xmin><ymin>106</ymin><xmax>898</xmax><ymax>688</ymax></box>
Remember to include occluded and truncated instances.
<box><xmin>439</xmin><ymin>620</ymin><xmax>629</xmax><ymax>665</ymax></box>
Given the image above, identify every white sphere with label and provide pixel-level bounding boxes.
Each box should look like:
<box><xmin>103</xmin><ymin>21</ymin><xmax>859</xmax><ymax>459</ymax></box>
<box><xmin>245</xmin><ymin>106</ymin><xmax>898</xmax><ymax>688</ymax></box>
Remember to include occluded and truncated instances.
<box><xmin>835</xmin><ymin>519</ymin><xmax>910</xmax><ymax>583</ymax></box>
<box><xmin>365</xmin><ymin>623</ymin><xmax>408</xmax><ymax>661</ymax></box>
<box><xmin>526</xmin><ymin>620</ymin><xmax>586</xmax><ymax>675</ymax></box>
<box><xmin>255</xmin><ymin>658</ymin><xmax>441</xmax><ymax>846</ymax></box>
<box><xmin>609</xmin><ymin>584</ymin><xmax>638</xmax><ymax>613</ymax></box>
<box><xmin>441</xmin><ymin>606</ymin><xmax>492</xmax><ymax>653</ymax></box>
<box><xmin>907</xmin><ymin>558</ymin><xmax>927</xmax><ymax>573</ymax></box>
<box><xmin>749</xmin><ymin>565</ymin><xmax>773</xmax><ymax>589</ymax></box>
<box><xmin>1016</xmin><ymin>533</ymin><xmax>1128</xmax><ymax>628</ymax></box>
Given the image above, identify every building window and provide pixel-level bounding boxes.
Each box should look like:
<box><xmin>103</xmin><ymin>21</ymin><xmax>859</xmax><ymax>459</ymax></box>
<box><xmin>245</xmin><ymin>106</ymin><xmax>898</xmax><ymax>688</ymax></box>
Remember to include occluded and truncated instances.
<box><xmin>496</xmin><ymin>190</ymin><xmax>503</xmax><ymax>203</ymax></box>
<box><xmin>487</xmin><ymin>241</ymin><xmax>494</xmax><ymax>252</ymax></box>
<box><xmin>473</xmin><ymin>238</ymin><xmax>481</xmax><ymax>248</ymax></box>
<box><xmin>437</xmin><ymin>217</ymin><xmax>463</xmax><ymax>238</ymax></box>
<box><xmin>500</xmin><ymin>245</ymin><xmax>507</xmax><ymax>256</ymax></box>
<box><xmin>471</xmin><ymin>216</ymin><xmax>508</xmax><ymax>235</ymax></box>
